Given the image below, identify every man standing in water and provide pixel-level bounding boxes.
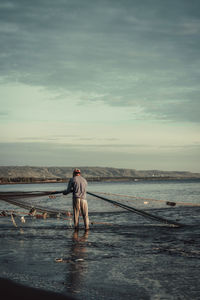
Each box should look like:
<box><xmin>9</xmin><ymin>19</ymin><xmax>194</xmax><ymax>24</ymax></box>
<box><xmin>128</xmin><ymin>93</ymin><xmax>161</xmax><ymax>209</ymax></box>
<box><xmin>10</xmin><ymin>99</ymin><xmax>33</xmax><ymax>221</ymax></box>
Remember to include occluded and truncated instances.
<box><xmin>63</xmin><ymin>169</ymin><xmax>89</xmax><ymax>231</ymax></box>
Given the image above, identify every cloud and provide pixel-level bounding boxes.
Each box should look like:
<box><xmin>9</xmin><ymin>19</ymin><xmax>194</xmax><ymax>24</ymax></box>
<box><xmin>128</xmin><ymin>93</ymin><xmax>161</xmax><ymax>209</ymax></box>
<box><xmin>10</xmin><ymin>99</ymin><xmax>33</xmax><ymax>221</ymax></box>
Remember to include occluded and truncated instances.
<box><xmin>0</xmin><ymin>141</ymin><xmax>199</xmax><ymax>172</ymax></box>
<box><xmin>0</xmin><ymin>110</ymin><xmax>10</xmax><ymax>118</ymax></box>
<box><xmin>0</xmin><ymin>0</ymin><xmax>200</xmax><ymax>123</ymax></box>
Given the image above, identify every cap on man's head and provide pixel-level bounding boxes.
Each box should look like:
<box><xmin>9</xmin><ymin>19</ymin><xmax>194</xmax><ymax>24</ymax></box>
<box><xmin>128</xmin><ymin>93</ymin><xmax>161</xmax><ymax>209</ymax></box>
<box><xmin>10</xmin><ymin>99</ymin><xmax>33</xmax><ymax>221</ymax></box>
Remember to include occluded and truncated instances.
<box><xmin>73</xmin><ymin>168</ymin><xmax>81</xmax><ymax>175</ymax></box>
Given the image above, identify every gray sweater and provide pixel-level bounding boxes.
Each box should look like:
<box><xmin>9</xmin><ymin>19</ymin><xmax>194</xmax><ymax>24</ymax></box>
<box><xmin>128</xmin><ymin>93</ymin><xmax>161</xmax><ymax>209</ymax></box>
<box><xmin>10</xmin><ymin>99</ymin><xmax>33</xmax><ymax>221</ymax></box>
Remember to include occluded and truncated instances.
<box><xmin>63</xmin><ymin>175</ymin><xmax>87</xmax><ymax>199</ymax></box>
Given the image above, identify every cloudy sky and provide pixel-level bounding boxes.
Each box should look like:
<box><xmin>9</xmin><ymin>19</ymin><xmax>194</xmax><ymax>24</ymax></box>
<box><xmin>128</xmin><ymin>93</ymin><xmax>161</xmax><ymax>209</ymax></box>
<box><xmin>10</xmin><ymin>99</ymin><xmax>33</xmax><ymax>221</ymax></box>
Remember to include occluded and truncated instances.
<box><xmin>0</xmin><ymin>0</ymin><xmax>199</xmax><ymax>172</ymax></box>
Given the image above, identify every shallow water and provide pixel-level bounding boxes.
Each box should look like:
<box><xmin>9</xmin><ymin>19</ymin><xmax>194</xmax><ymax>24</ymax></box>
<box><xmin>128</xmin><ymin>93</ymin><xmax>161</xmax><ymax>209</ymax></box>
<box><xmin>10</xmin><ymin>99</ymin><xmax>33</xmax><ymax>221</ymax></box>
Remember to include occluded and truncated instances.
<box><xmin>0</xmin><ymin>180</ymin><xmax>200</xmax><ymax>299</ymax></box>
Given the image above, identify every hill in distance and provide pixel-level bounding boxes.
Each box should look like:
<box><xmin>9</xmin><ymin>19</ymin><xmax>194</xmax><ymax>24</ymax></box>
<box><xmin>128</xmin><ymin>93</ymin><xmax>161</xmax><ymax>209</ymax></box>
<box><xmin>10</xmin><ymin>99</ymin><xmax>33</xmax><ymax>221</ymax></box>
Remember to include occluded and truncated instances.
<box><xmin>0</xmin><ymin>166</ymin><xmax>200</xmax><ymax>183</ymax></box>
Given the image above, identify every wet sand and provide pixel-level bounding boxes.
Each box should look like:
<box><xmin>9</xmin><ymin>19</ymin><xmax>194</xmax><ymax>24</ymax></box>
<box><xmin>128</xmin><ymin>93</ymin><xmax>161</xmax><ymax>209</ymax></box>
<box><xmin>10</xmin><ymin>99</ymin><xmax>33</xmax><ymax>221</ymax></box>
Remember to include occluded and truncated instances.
<box><xmin>0</xmin><ymin>207</ymin><xmax>200</xmax><ymax>300</ymax></box>
<box><xmin>0</xmin><ymin>181</ymin><xmax>200</xmax><ymax>299</ymax></box>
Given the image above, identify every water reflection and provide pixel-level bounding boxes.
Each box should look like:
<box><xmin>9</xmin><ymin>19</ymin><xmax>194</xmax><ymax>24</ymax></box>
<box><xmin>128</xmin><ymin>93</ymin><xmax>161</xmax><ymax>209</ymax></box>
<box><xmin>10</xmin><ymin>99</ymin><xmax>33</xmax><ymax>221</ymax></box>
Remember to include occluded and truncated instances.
<box><xmin>66</xmin><ymin>230</ymin><xmax>89</xmax><ymax>296</ymax></box>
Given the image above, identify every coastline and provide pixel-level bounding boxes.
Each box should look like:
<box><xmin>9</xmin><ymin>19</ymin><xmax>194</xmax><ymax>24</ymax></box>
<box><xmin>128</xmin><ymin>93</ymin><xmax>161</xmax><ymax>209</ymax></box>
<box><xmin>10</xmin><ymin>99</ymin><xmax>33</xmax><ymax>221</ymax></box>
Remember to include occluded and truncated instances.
<box><xmin>1</xmin><ymin>176</ymin><xmax>200</xmax><ymax>185</ymax></box>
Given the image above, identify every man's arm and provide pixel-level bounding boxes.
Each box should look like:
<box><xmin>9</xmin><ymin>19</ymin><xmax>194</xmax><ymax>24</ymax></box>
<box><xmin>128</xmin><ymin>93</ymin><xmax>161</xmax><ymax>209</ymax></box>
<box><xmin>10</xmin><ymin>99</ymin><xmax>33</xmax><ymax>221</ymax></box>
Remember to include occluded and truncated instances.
<box><xmin>63</xmin><ymin>178</ymin><xmax>73</xmax><ymax>195</ymax></box>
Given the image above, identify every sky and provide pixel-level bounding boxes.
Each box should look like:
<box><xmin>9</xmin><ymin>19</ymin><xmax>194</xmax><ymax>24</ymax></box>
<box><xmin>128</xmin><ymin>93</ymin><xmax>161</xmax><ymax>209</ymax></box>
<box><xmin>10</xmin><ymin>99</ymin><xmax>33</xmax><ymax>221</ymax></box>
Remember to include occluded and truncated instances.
<box><xmin>0</xmin><ymin>0</ymin><xmax>200</xmax><ymax>172</ymax></box>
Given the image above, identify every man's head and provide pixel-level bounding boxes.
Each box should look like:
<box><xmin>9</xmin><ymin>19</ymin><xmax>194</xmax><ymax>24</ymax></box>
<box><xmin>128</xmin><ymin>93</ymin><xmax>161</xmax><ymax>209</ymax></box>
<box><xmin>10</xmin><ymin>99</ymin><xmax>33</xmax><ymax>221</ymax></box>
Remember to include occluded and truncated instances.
<box><xmin>73</xmin><ymin>168</ymin><xmax>81</xmax><ymax>176</ymax></box>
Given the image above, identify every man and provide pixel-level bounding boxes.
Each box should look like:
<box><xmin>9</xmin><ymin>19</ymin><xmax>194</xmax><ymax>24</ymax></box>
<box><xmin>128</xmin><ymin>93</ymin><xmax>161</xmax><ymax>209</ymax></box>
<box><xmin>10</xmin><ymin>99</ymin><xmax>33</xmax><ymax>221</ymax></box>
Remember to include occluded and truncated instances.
<box><xmin>63</xmin><ymin>169</ymin><xmax>89</xmax><ymax>230</ymax></box>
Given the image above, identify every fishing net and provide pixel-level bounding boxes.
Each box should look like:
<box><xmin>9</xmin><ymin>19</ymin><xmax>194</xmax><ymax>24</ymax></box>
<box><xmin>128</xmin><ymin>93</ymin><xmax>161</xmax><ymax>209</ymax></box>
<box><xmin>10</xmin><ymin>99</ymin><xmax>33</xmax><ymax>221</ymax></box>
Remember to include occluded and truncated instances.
<box><xmin>0</xmin><ymin>190</ymin><xmax>183</xmax><ymax>227</ymax></box>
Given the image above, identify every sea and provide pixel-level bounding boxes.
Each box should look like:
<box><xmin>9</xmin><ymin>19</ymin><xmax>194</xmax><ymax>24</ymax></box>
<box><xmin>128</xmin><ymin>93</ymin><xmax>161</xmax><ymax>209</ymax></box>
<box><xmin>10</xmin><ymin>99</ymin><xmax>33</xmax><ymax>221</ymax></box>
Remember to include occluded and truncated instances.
<box><xmin>0</xmin><ymin>179</ymin><xmax>200</xmax><ymax>300</ymax></box>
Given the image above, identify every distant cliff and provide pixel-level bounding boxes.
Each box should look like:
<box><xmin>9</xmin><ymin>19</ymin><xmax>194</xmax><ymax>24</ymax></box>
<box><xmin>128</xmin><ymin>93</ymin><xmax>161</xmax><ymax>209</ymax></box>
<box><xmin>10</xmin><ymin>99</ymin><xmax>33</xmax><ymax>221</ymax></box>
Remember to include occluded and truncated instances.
<box><xmin>0</xmin><ymin>166</ymin><xmax>200</xmax><ymax>183</ymax></box>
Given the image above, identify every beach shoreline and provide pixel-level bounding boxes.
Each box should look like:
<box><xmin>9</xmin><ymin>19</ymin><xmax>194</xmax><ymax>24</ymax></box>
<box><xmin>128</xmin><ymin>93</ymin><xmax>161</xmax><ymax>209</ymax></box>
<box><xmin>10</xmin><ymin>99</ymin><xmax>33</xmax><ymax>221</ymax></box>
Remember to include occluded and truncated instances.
<box><xmin>1</xmin><ymin>176</ymin><xmax>200</xmax><ymax>185</ymax></box>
